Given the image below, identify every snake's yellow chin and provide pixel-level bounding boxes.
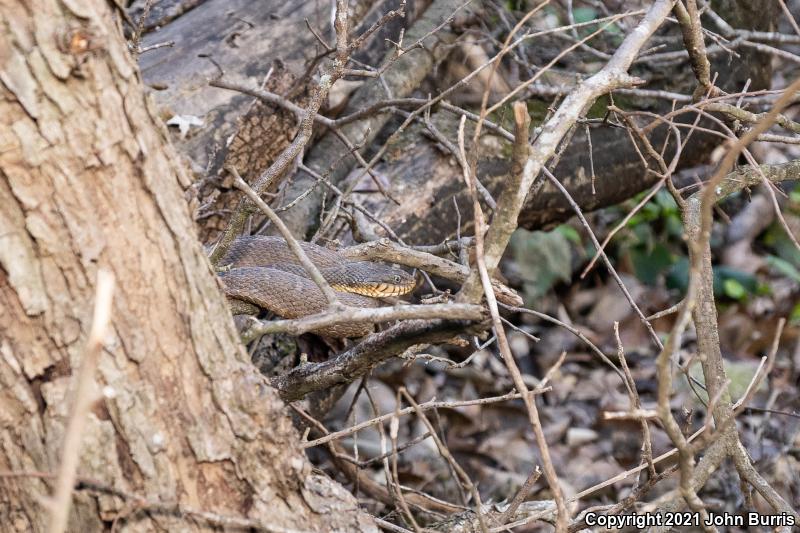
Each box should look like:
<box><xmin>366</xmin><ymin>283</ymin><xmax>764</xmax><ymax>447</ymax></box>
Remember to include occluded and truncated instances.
<box><xmin>331</xmin><ymin>282</ymin><xmax>415</xmax><ymax>298</ymax></box>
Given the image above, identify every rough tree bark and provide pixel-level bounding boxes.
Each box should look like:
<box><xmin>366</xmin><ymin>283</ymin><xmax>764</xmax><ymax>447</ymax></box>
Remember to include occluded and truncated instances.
<box><xmin>0</xmin><ymin>1</ymin><xmax>374</xmax><ymax>531</ymax></box>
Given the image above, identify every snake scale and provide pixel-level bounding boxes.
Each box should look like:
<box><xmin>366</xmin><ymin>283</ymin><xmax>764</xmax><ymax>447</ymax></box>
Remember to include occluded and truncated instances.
<box><xmin>217</xmin><ymin>236</ymin><xmax>416</xmax><ymax>337</ymax></box>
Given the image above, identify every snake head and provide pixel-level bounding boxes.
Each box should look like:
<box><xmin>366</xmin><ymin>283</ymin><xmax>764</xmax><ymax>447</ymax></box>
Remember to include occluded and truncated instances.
<box><xmin>333</xmin><ymin>262</ymin><xmax>417</xmax><ymax>297</ymax></box>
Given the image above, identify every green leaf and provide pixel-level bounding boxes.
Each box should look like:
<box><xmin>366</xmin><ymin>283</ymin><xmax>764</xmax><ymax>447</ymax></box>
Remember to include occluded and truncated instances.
<box><xmin>715</xmin><ymin>266</ymin><xmax>758</xmax><ymax>298</ymax></box>
<box><xmin>666</xmin><ymin>257</ymin><xmax>690</xmax><ymax>293</ymax></box>
<box><xmin>655</xmin><ymin>189</ymin><xmax>678</xmax><ymax>214</ymax></box>
<box><xmin>627</xmin><ymin>213</ymin><xmax>644</xmax><ymax>227</ymax></box>
<box><xmin>665</xmin><ymin>214</ymin><xmax>684</xmax><ymax>238</ymax></box>
<box><xmin>631</xmin><ymin>222</ymin><xmax>655</xmax><ymax>250</ymax></box>
<box><xmin>723</xmin><ymin>278</ymin><xmax>747</xmax><ymax>300</ymax></box>
<box><xmin>666</xmin><ymin>261</ymin><xmax>759</xmax><ymax>298</ymax></box>
<box><xmin>556</xmin><ymin>224</ymin><xmax>582</xmax><ymax>245</ymax></box>
<box><xmin>640</xmin><ymin>201</ymin><xmax>661</xmax><ymax>221</ymax></box>
<box><xmin>765</xmin><ymin>255</ymin><xmax>800</xmax><ymax>283</ymax></box>
<box><xmin>572</xmin><ymin>6</ymin><xmax>597</xmax><ymax>24</ymax></box>
<box><xmin>756</xmin><ymin>282</ymin><xmax>772</xmax><ymax>296</ymax></box>
<box><xmin>763</xmin><ymin>223</ymin><xmax>800</xmax><ymax>266</ymax></box>
<box><xmin>791</xmin><ymin>302</ymin><xmax>800</xmax><ymax>324</ymax></box>
<box><xmin>629</xmin><ymin>243</ymin><xmax>674</xmax><ymax>285</ymax></box>
<box><xmin>510</xmin><ymin>228</ymin><xmax>573</xmax><ymax>302</ymax></box>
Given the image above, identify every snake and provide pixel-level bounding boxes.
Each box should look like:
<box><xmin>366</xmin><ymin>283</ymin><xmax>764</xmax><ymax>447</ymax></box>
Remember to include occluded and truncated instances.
<box><xmin>217</xmin><ymin>236</ymin><xmax>417</xmax><ymax>337</ymax></box>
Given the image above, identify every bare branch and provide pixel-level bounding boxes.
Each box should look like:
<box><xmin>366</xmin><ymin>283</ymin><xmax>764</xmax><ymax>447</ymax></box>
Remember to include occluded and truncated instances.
<box><xmin>272</xmin><ymin>317</ymin><xmax>488</xmax><ymax>402</ymax></box>
<box><xmin>673</xmin><ymin>0</ymin><xmax>715</xmax><ymax>98</ymax></box>
<box><xmin>241</xmin><ymin>302</ymin><xmax>485</xmax><ymax>341</ymax></box>
<box><xmin>458</xmin><ymin>0</ymin><xmax>676</xmax><ymax>301</ymax></box>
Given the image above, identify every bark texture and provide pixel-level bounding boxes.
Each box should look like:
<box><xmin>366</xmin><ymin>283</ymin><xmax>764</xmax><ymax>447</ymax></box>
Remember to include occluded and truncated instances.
<box><xmin>0</xmin><ymin>1</ymin><xmax>373</xmax><ymax>531</ymax></box>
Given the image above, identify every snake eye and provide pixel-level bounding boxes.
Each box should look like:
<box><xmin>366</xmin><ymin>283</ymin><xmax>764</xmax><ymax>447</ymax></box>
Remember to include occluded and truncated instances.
<box><xmin>394</xmin><ymin>274</ymin><xmax>401</xmax><ymax>283</ymax></box>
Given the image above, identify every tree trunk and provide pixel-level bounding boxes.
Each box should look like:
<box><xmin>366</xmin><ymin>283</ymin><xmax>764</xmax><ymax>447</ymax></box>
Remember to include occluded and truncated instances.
<box><xmin>0</xmin><ymin>2</ymin><xmax>373</xmax><ymax>531</ymax></box>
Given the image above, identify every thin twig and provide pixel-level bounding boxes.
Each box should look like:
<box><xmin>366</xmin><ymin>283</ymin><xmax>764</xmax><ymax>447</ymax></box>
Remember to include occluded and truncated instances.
<box><xmin>543</xmin><ymin>167</ymin><xmax>663</xmax><ymax>350</ymax></box>
<box><xmin>400</xmin><ymin>388</ymin><xmax>489</xmax><ymax>532</ymax></box>
<box><xmin>48</xmin><ymin>270</ymin><xmax>115</xmax><ymax>533</ymax></box>
<box><xmin>302</xmin><ymin>389</ymin><xmax>548</xmax><ymax>449</ymax></box>
<box><xmin>456</xmin><ymin>115</ymin><xmax>570</xmax><ymax>531</ymax></box>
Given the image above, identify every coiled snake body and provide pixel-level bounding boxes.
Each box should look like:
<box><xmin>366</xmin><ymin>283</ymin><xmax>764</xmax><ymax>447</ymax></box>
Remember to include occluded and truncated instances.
<box><xmin>218</xmin><ymin>236</ymin><xmax>416</xmax><ymax>337</ymax></box>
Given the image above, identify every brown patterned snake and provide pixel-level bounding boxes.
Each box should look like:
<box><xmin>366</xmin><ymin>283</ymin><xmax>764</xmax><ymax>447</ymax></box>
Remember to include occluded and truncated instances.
<box><xmin>217</xmin><ymin>236</ymin><xmax>417</xmax><ymax>337</ymax></box>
